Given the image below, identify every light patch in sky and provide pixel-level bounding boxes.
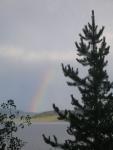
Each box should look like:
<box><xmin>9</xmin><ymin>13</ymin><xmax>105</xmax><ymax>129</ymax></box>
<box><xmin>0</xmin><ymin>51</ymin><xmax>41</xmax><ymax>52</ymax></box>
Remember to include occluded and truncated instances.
<box><xmin>0</xmin><ymin>47</ymin><xmax>76</xmax><ymax>63</ymax></box>
<box><xmin>104</xmin><ymin>32</ymin><xmax>113</xmax><ymax>45</ymax></box>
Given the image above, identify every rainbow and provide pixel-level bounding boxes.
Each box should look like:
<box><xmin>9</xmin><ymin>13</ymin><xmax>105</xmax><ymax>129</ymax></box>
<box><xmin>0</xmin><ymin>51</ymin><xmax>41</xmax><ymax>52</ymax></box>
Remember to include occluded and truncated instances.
<box><xmin>30</xmin><ymin>68</ymin><xmax>54</xmax><ymax>112</ymax></box>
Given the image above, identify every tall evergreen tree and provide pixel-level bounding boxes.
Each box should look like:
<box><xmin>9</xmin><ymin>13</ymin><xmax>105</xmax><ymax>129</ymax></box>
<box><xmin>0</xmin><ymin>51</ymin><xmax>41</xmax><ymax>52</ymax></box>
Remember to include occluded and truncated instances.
<box><xmin>43</xmin><ymin>10</ymin><xmax>113</xmax><ymax>150</ymax></box>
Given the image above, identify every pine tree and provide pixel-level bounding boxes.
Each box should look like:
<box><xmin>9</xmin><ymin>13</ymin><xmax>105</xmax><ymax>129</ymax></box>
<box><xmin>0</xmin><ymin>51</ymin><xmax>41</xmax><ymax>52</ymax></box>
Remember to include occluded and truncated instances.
<box><xmin>43</xmin><ymin>10</ymin><xmax>113</xmax><ymax>150</ymax></box>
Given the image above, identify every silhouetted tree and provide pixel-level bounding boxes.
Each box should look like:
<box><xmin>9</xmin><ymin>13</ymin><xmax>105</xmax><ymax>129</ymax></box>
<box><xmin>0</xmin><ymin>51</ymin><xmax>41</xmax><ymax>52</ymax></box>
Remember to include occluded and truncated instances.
<box><xmin>43</xmin><ymin>10</ymin><xmax>113</xmax><ymax>150</ymax></box>
<box><xmin>0</xmin><ymin>100</ymin><xmax>31</xmax><ymax>150</ymax></box>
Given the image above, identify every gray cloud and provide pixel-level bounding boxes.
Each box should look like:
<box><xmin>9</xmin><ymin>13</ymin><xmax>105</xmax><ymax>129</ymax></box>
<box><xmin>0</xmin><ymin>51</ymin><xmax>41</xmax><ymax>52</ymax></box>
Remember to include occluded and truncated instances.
<box><xmin>0</xmin><ymin>0</ymin><xmax>113</xmax><ymax>112</ymax></box>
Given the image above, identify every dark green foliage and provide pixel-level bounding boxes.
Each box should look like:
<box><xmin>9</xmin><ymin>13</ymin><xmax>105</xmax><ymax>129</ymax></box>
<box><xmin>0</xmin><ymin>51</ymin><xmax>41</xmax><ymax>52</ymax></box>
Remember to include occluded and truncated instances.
<box><xmin>0</xmin><ymin>99</ymin><xmax>31</xmax><ymax>150</ymax></box>
<box><xmin>43</xmin><ymin>11</ymin><xmax>113</xmax><ymax>150</ymax></box>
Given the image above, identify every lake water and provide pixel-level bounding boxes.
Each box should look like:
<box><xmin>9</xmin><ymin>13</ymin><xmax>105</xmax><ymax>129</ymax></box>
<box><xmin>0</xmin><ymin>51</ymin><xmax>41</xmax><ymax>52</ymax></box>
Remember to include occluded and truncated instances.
<box><xmin>18</xmin><ymin>122</ymin><xmax>69</xmax><ymax>150</ymax></box>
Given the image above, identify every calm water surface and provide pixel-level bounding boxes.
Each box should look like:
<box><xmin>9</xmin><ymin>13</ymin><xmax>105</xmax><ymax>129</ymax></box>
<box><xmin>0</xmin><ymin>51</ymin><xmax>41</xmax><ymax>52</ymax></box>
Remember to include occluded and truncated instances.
<box><xmin>18</xmin><ymin>122</ymin><xmax>69</xmax><ymax>150</ymax></box>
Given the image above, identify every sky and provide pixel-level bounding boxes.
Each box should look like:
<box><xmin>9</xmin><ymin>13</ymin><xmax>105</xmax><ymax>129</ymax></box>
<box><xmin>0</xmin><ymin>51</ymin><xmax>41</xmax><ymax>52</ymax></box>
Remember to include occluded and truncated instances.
<box><xmin>0</xmin><ymin>0</ymin><xmax>113</xmax><ymax>113</ymax></box>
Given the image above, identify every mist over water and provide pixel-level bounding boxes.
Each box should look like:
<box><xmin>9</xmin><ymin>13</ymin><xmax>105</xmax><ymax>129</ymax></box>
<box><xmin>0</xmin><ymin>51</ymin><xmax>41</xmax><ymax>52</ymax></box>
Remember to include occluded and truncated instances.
<box><xmin>18</xmin><ymin>122</ymin><xmax>69</xmax><ymax>150</ymax></box>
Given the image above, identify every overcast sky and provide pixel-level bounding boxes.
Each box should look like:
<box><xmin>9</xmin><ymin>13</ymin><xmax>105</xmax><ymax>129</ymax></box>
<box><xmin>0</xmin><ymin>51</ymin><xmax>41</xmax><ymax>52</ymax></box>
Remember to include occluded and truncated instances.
<box><xmin>0</xmin><ymin>0</ymin><xmax>113</xmax><ymax>113</ymax></box>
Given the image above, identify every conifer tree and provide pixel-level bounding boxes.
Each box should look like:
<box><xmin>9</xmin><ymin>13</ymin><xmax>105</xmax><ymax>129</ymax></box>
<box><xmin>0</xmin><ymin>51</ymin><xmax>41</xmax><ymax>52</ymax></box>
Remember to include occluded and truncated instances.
<box><xmin>43</xmin><ymin>10</ymin><xmax>113</xmax><ymax>150</ymax></box>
